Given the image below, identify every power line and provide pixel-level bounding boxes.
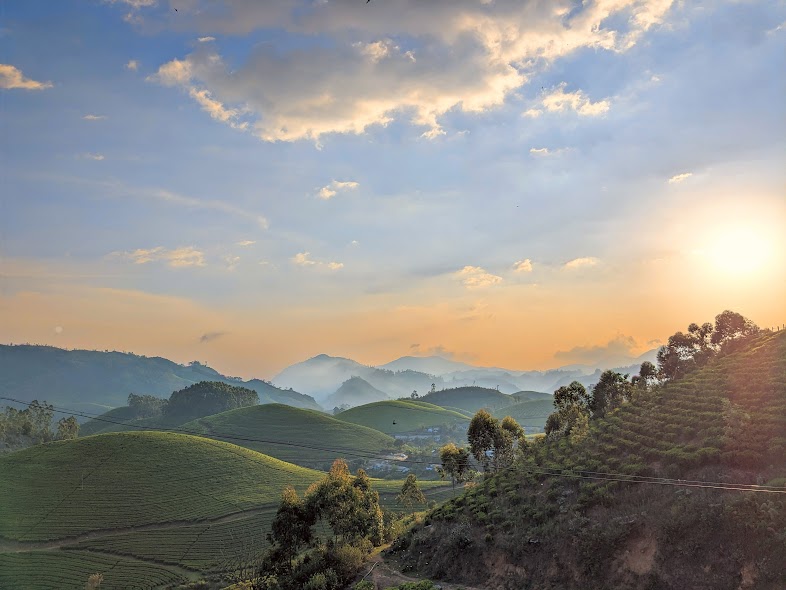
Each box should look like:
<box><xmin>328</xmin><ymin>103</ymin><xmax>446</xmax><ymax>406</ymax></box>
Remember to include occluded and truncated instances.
<box><xmin>2</xmin><ymin>396</ymin><xmax>785</xmax><ymax>494</ymax></box>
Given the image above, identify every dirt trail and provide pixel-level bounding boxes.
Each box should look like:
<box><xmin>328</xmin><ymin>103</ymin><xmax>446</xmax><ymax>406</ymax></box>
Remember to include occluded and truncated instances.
<box><xmin>0</xmin><ymin>505</ymin><xmax>275</xmax><ymax>553</ymax></box>
<box><xmin>357</xmin><ymin>549</ymin><xmax>489</xmax><ymax>590</ymax></box>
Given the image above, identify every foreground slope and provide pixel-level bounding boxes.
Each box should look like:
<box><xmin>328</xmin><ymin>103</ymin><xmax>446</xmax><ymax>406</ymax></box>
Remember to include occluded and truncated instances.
<box><xmin>336</xmin><ymin>399</ymin><xmax>470</xmax><ymax>434</ymax></box>
<box><xmin>180</xmin><ymin>403</ymin><xmax>395</xmax><ymax>467</ymax></box>
<box><xmin>393</xmin><ymin>330</ymin><xmax>786</xmax><ymax>589</ymax></box>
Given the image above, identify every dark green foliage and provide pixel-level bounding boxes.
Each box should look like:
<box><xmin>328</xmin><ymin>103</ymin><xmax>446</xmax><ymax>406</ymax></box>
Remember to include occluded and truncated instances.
<box><xmin>397</xmin><ymin>474</ymin><xmax>426</xmax><ymax>509</ymax></box>
<box><xmin>56</xmin><ymin>416</ymin><xmax>79</xmax><ymax>440</ymax></box>
<box><xmin>127</xmin><ymin>393</ymin><xmax>168</xmax><ymax>418</ymax></box>
<box><xmin>589</xmin><ymin>370</ymin><xmax>633</xmax><ymax>418</ymax></box>
<box><xmin>438</xmin><ymin>442</ymin><xmax>473</xmax><ymax>490</ymax></box>
<box><xmin>164</xmin><ymin>381</ymin><xmax>259</xmax><ymax>422</ymax></box>
<box><xmin>0</xmin><ymin>400</ymin><xmax>55</xmax><ymax>451</ymax></box>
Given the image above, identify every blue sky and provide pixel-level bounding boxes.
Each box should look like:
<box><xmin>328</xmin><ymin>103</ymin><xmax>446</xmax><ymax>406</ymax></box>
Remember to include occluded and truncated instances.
<box><xmin>1</xmin><ymin>0</ymin><xmax>785</xmax><ymax>377</ymax></box>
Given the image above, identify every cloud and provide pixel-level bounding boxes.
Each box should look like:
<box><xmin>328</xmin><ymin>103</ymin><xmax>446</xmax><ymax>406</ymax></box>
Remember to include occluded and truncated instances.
<box><xmin>147</xmin><ymin>1</ymin><xmax>672</xmax><ymax>141</ymax></box>
<box><xmin>317</xmin><ymin>180</ymin><xmax>359</xmax><ymax>200</ymax></box>
<box><xmin>197</xmin><ymin>36</ymin><xmax>216</xmax><ymax>43</ymax></box>
<box><xmin>522</xmin><ymin>108</ymin><xmax>542</xmax><ymax>118</ymax></box>
<box><xmin>187</xmin><ymin>87</ymin><xmax>248</xmax><ymax>130</ymax></box>
<box><xmin>224</xmin><ymin>255</ymin><xmax>240</xmax><ymax>271</ymax></box>
<box><xmin>529</xmin><ymin>147</ymin><xmax>567</xmax><ymax>157</ymax></box>
<box><xmin>152</xmin><ymin>188</ymin><xmax>269</xmax><ymax>229</ymax></box>
<box><xmin>113</xmin><ymin>246</ymin><xmax>206</xmax><ymax>268</ymax></box>
<box><xmin>199</xmin><ymin>331</ymin><xmax>227</xmax><ymax>343</ymax></box>
<box><xmin>553</xmin><ymin>334</ymin><xmax>642</xmax><ymax>365</ymax></box>
<box><xmin>292</xmin><ymin>252</ymin><xmax>317</xmax><ymax>267</ymax></box>
<box><xmin>668</xmin><ymin>172</ymin><xmax>692</xmax><ymax>184</ymax></box>
<box><xmin>513</xmin><ymin>259</ymin><xmax>533</xmax><ymax>272</ymax></box>
<box><xmin>79</xmin><ymin>153</ymin><xmax>106</xmax><ymax>161</ymax></box>
<box><xmin>0</xmin><ymin>64</ymin><xmax>52</xmax><ymax>90</ymax></box>
<box><xmin>125</xmin><ymin>59</ymin><xmax>139</xmax><ymax>71</ymax></box>
<box><xmin>563</xmin><ymin>257</ymin><xmax>600</xmax><ymax>270</ymax></box>
<box><xmin>350</xmin><ymin>240</ymin><xmax>359</xmax><ymax>247</ymax></box>
<box><xmin>539</xmin><ymin>83</ymin><xmax>610</xmax><ymax>116</ymax></box>
<box><xmin>83</xmin><ymin>114</ymin><xmax>107</xmax><ymax>121</ymax></box>
<box><xmin>456</xmin><ymin>266</ymin><xmax>503</xmax><ymax>289</ymax></box>
<box><xmin>236</xmin><ymin>240</ymin><xmax>256</xmax><ymax>247</ymax></box>
<box><xmin>292</xmin><ymin>252</ymin><xmax>344</xmax><ymax>270</ymax></box>
<box><xmin>107</xmin><ymin>0</ymin><xmax>156</xmax><ymax>7</ymax></box>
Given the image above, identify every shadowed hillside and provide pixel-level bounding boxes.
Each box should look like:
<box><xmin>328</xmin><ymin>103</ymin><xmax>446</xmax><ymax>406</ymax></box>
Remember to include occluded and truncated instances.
<box><xmin>419</xmin><ymin>386</ymin><xmax>512</xmax><ymax>413</ymax></box>
<box><xmin>180</xmin><ymin>403</ymin><xmax>395</xmax><ymax>468</ymax></box>
<box><xmin>336</xmin><ymin>399</ymin><xmax>470</xmax><ymax>434</ymax></box>
<box><xmin>325</xmin><ymin>376</ymin><xmax>391</xmax><ymax>409</ymax></box>
<box><xmin>391</xmin><ymin>330</ymin><xmax>786</xmax><ymax>589</ymax></box>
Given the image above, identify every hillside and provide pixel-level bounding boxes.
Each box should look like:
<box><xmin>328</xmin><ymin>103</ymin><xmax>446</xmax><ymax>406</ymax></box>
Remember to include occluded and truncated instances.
<box><xmin>336</xmin><ymin>399</ymin><xmax>470</xmax><ymax>434</ymax></box>
<box><xmin>420</xmin><ymin>386</ymin><xmax>512</xmax><ymax>413</ymax></box>
<box><xmin>0</xmin><ymin>344</ymin><xmax>320</xmax><ymax>411</ymax></box>
<box><xmin>391</xmin><ymin>330</ymin><xmax>786</xmax><ymax>589</ymax></box>
<box><xmin>380</xmin><ymin>355</ymin><xmax>475</xmax><ymax>375</ymax></box>
<box><xmin>491</xmin><ymin>397</ymin><xmax>555</xmax><ymax>433</ymax></box>
<box><xmin>0</xmin><ymin>431</ymin><xmax>450</xmax><ymax>589</ymax></box>
<box><xmin>180</xmin><ymin>403</ymin><xmax>395</xmax><ymax>468</ymax></box>
<box><xmin>324</xmin><ymin>376</ymin><xmax>391</xmax><ymax>408</ymax></box>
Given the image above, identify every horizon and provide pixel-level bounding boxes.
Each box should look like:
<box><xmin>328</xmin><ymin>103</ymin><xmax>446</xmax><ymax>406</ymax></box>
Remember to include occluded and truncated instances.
<box><xmin>2</xmin><ymin>1</ymin><xmax>785</xmax><ymax>379</ymax></box>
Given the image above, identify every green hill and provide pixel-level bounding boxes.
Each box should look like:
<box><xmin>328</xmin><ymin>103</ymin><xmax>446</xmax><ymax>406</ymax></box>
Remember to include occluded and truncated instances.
<box><xmin>0</xmin><ymin>431</ymin><xmax>450</xmax><ymax>589</ymax></box>
<box><xmin>336</xmin><ymin>399</ymin><xmax>470</xmax><ymax>433</ymax></box>
<box><xmin>420</xmin><ymin>385</ymin><xmax>512</xmax><ymax>413</ymax></box>
<box><xmin>510</xmin><ymin>390</ymin><xmax>552</xmax><ymax>403</ymax></box>
<box><xmin>180</xmin><ymin>403</ymin><xmax>395</xmax><ymax>468</ymax></box>
<box><xmin>393</xmin><ymin>330</ymin><xmax>786</xmax><ymax>588</ymax></box>
<box><xmin>491</xmin><ymin>398</ymin><xmax>555</xmax><ymax>433</ymax></box>
<box><xmin>0</xmin><ymin>344</ymin><xmax>320</xmax><ymax>411</ymax></box>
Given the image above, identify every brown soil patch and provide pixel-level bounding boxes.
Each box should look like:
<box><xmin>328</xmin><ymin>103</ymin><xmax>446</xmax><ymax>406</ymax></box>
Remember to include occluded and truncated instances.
<box><xmin>621</xmin><ymin>528</ymin><xmax>657</xmax><ymax>575</ymax></box>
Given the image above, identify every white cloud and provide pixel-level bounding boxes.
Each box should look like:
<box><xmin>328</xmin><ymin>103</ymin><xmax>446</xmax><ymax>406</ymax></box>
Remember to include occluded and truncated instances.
<box><xmin>292</xmin><ymin>252</ymin><xmax>317</xmax><ymax>266</ymax></box>
<box><xmin>668</xmin><ymin>172</ymin><xmax>692</xmax><ymax>184</ymax></box>
<box><xmin>125</xmin><ymin>59</ymin><xmax>139</xmax><ymax>71</ymax></box>
<box><xmin>224</xmin><ymin>255</ymin><xmax>240</xmax><ymax>271</ymax></box>
<box><xmin>83</xmin><ymin>114</ymin><xmax>107</xmax><ymax>121</ymax></box>
<box><xmin>540</xmin><ymin>83</ymin><xmax>610</xmax><ymax>116</ymax></box>
<box><xmin>79</xmin><ymin>153</ymin><xmax>106</xmax><ymax>161</ymax></box>
<box><xmin>317</xmin><ymin>180</ymin><xmax>359</xmax><ymax>200</ymax></box>
<box><xmin>513</xmin><ymin>259</ymin><xmax>533</xmax><ymax>272</ymax></box>
<box><xmin>107</xmin><ymin>0</ymin><xmax>156</xmax><ymax>7</ymax></box>
<box><xmin>350</xmin><ymin>240</ymin><xmax>360</xmax><ymax>247</ymax></box>
<box><xmin>563</xmin><ymin>257</ymin><xmax>600</xmax><ymax>270</ymax></box>
<box><xmin>153</xmin><ymin>188</ymin><xmax>269</xmax><ymax>230</ymax></box>
<box><xmin>197</xmin><ymin>36</ymin><xmax>216</xmax><ymax>43</ymax></box>
<box><xmin>113</xmin><ymin>246</ymin><xmax>206</xmax><ymax>268</ymax></box>
<box><xmin>456</xmin><ymin>266</ymin><xmax>503</xmax><ymax>289</ymax></box>
<box><xmin>148</xmin><ymin>1</ymin><xmax>672</xmax><ymax>141</ymax></box>
<box><xmin>188</xmin><ymin>87</ymin><xmax>248</xmax><ymax>130</ymax></box>
<box><xmin>0</xmin><ymin>64</ymin><xmax>52</xmax><ymax>90</ymax></box>
<box><xmin>236</xmin><ymin>240</ymin><xmax>256</xmax><ymax>247</ymax></box>
<box><xmin>522</xmin><ymin>108</ymin><xmax>542</xmax><ymax>118</ymax></box>
<box><xmin>327</xmin><ymin>261</ymin><xmax>344</xmax><ymax>270</ymax></box>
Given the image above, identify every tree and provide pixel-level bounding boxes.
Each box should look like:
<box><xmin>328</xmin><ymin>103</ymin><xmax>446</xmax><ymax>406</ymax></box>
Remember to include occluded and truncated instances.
<box><xmin>634</xmin><ymin>361</ymin><xmax>657</xmax><ymax>389</ymax></box>
<box><xmin>397</xmin><ymin>474</ymin><xmax>426</xmax><ymax>509</ymax></box>
<box><xmin>589</xmin><ymin>371</ymin><xmax>632</xmax><ymax>418</ymax></box>
<box><xmin>438</xmin><ymin>442</ymin><xmax>471</xmax><ymax>490</ymax></box>
<box><xmin>467</xmin><ymin>410</ymin><xmax>497</xmax><ymax>472</ymax></box>
<box><xmin>267</xmin><ymin>486</ymin><xmax>314</xmax><ymax>572</ymax></box>
<box><xmin>411</xmin><ymin>390</ymin><xmax>419</xmax><ymax>399</ymax></box>
<box><xmin>56</xmin><ymin>416</ymin><xmax>79</xmax><ymax>440</ymax></box>
<box><xmin>712</xmin><ymin>310</ymin><xmax>759</xmax><ymax>346</ymax></box>
<box><xmin>553</xmin><ymin>382</ymin><xmax>591</xmax><ymax>414</ymax></box>
<box><xmin>495</xmin><ymin>416</ymin><xmax>525</xmax><ymax>468</ymax></box>
<box><xmin>85</xmin><ymin>573</ymin><xmax>103</xmax><ymax>590</ymax></box>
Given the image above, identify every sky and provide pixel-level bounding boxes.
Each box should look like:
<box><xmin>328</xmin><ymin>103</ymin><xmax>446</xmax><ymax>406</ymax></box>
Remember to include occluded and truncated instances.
<box><xmin>1</xmin><ymin>0</ymin><xmax>785</xmax><ymax>378</ymax></box>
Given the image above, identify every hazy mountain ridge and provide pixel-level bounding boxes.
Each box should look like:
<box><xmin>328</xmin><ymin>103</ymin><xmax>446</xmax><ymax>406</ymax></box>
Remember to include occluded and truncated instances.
<box><xmin>0</xmin><ymin>344</ymin><xmax>320</xmax><ymax>412</ymax></box>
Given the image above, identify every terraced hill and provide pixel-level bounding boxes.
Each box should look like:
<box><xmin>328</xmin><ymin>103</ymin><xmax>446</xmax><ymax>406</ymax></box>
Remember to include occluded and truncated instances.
<box><xmin>336</xmin><ymin>400</ymin><xmax>470</xmax><ymax>434</ymax></box>
<box><xmin>392</xmin><ymin>330</ymin><xmax>786</xmax><ymax>589</ymax></box>
<box><xmin>491</xmin><ymin>397</ymin><xmax>554</xmax><ymax>433</ymax></box>
<box><xmin>0</xmin><ymin>431</ymin><xmax>450</xmax><ymax>589</ymax></box>
<box><xmin>419</xmin><ymin>386</ymin><xmax>512</xmax><ymax>413</ymax></box>
<box><xmin>180</xmin><ymin>403</ymin><xmax>395</xmax><ymax>468</ymax></box>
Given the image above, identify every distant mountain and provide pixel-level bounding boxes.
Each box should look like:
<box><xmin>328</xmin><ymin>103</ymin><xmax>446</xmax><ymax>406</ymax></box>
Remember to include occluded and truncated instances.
<box><xmin>0</xmin><ymin>344</ymin><xmax>320</xmax><ymax>413</ymax></box>
<box><xmin>273</xmin><ymin>354</ymin><xmax>445</xmax><ymax>401</ymax></box>
<box><xmin>324</xmin><ymin>377</ymin><xmax>390</xmax><ymax>409</ymax></box>
<box><xmin>379</xmin><ymin>356</ymin><xmax>474</xmax><ymax>376</ymax></box>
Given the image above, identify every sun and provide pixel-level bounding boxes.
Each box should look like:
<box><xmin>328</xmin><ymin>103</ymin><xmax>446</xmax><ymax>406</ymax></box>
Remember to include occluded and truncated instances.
<box><xmin>694</xmin><ymin>227</ymin><xmax>774</xmax><ymax>278</ymax></box>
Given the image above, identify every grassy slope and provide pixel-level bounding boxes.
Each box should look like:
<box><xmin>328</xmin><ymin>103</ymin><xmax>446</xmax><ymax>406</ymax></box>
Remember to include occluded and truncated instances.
<box><xmin>336</xmin><ymin>400</ymin><xmax>470</xmax><ymax>433</ymax></box>
<box><xmin>180</xmin><ymin>403</ymin><xmax>395</xmax><ymax>467</ymax></box>
<box><xmin>0</xmin><ymin>431</ymin><xmax>324</xmax><ymax>542</ymax></box>
<box><xmin>419</xmin><ymin>386</ymin><xmax>512</xmax><ymax>413</ymax></box>
<box><xmin>0</xmin><ymin>430</ymin><xmax>450</xmax><ymax>589</ymax></box>
<box><xmin>394</xmin><ymin>331</ymin><xmax>786</xmax><ymax>589</ymax></box>
<box><xmin>491</xmin><ymin>398</ymin><xmax>555</xmax><ymax>432</ymax></box>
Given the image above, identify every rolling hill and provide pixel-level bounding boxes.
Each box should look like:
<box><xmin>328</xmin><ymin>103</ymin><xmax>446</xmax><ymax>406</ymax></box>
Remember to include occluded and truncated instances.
<box><xmin>336</xmin><ymin>399</ymin><xmax>470</xmax><ymax>434</ymax></box>
<box><xmin>391</xmin><ymin>330</ymin><xmax>786</xmax><ymax>589</ymax></box>
<box><xmin>324</xmin><ymin>376</ymin><xmax>391</xmax><ymax>408</ymax></box>
<box><xmin>0</xmin><ymin>344</ymin><xmax>320</xmax><ymax>411</ymax></box>
<box><xmin>491</xmin><ymin>398</ymin><xmax>555</xmax><ymax>433</ymax></box>
<box><xmin>419</xmin><ymin>386</ymin><xmax>513</xmax><ymax>413</ymax></box>
<box><xmin>180</xmin><ymin>403</ymin><xmax>395</xmax><ymax>468</ymax></box>
<box><xmin>0</xmin><ymin>431</ymin><xmax>450</xmax><ymax>589</ymax></box>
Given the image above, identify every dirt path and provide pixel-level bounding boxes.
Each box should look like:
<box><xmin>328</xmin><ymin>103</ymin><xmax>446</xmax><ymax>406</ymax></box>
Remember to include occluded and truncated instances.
<box><xmin>356</xmin><ymin>549</ymin><xmax>488</xmax><ymax>590</ymax></box>
<box><xmin>0</xmin><ymin>505</ymin><xmax>275</xmax><ymax>553</ymax></box>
